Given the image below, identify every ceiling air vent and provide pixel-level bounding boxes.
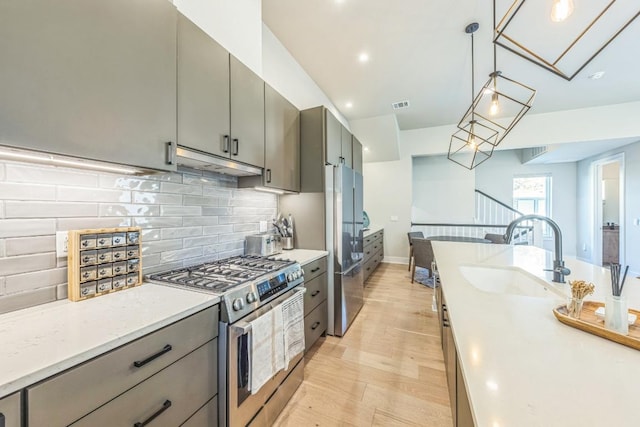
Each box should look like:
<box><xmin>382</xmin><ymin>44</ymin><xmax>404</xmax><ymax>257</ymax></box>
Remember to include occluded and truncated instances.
<box><xmin>391</xmin><ymin>100</ymin><xmax>410</xmax><ymax>110</ymax></box>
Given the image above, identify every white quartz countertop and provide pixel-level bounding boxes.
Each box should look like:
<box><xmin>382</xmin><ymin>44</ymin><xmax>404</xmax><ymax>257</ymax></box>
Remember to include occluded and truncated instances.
<box><xmin>433</xmin><ymin>241</ymin><xmax>640</xmax><ymax>426</ymax></box>
<box><xmin>0</xmin><ymin>284</ymin><xmax>219</xmax><ymax>398</ymax></box>
<box><xmin>270</xmin><ymin>249</ymin><xmax>328</xmax><ymax>266</ymax></box>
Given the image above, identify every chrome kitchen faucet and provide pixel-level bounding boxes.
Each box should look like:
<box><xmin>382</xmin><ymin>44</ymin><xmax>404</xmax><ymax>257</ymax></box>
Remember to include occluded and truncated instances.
<box><xmin>504</xmin><ymin>214</ymin><xmax>571</xmax><ymax>283</ymax></box>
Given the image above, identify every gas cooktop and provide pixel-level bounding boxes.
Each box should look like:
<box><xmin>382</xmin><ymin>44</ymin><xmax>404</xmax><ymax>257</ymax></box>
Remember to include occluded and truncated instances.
<box><xmin>146</xmin><ymin>255</ymin><xmax>296</xmax><ymax>294</ymax></box>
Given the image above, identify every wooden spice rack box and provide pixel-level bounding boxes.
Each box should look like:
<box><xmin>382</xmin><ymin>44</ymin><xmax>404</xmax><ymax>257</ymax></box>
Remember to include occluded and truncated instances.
<box><xmin>67</xmin><ymin>227</ymin><xmax>143</xmax><ymax>301</ymax></box>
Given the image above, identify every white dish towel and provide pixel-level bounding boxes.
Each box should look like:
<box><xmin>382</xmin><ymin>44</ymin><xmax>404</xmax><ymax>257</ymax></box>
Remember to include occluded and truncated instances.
<box><xmin>281</xmin><ymin>289</ymin><xmax>305</xmax><ymax>369</ymax></box>
<box><xmin>249</xmin><ymin>308</ymin><xmax>284</xmax><ymax>395</ymax></box>
<box><xmin>249</xmin><ymin>288</ymin><xmax>306</xmax><ymax>394</ymax></box>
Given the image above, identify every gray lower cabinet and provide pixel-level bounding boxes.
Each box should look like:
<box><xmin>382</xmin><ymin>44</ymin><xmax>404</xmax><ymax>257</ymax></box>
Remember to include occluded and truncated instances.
<box><xmin>182</xmin><ymin>397</ymin><xmax>218</xmax><ymax>427</ymax></box>
<box><xmin>0</xmin><ymin>0</ymin><xmax>177</xmax><ymax>172</ymax></box>
<box><xmin>302</xmin><ymin>256</ymin><xmax>328</xmax><ymax>351</ymax></box>
<box><xmin>230</xmin><ymin>56</ymin><xmax>265</xmax><ymax>168</ymax></box>
<box><xmin>0</xmin><ymin>392</ymin><xmax>20</xmax><ymax>427</ymax></box>
<box><xmin>72</xmin><ymin>340</ymin><xmax>217</xmax><ymax>426</ymax></box>
<box><xmin>363</xmin><ymin>229</ymin><xmax>384</xmax><ymax>282</ymax></box>
<box><xmin>352</xmin><ymin>136</ymin><xmax>363</xmax><ymax>174</ymax></box>
<box><xmin>27</xmin><ymin>305</ymin><xmax>218</xmax><ymax>426</ymax></box>
<box><xmin>441</xmin><ymin>292</ymin><xmax>475</xmax><ymax>427</ymax></box>
<box><xmin>177</xmin><ymin>13</ymin><xmax>231</xmax><ymax>159</ymax></box>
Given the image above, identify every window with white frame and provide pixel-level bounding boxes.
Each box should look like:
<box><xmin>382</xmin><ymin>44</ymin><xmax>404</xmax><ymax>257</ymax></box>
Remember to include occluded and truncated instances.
<box><xmin>513</xmin><ymin>175</ymin><xmax>552</xmax><ymax>236</ymax></box>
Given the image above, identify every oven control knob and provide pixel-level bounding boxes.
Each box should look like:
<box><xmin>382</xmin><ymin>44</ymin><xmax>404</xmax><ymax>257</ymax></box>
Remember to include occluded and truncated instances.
<box><xmin>287</xmin><ymin>273</ymin><xmax>293</xmax><ymax>281</ymax></box>
<box><xmin>300</xmin><ymin>268</ymin><xmax>304</xmax><ymax>277</ymax></box>
<box><xmin>232</xmin><ymin>298</ymin><xmax>244</xmax><ymax>311</ymax></box>
<box><xmin>246</xmin><ymin>292</ymin><xmax>257</xmax><ymax>304</ymax></box>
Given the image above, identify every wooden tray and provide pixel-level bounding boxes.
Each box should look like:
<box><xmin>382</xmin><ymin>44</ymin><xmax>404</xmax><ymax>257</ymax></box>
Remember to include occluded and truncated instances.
<box><xmin>553</xmin><ymin>301</ymin><xmax>640</xmax><ymax>351</ymax></box>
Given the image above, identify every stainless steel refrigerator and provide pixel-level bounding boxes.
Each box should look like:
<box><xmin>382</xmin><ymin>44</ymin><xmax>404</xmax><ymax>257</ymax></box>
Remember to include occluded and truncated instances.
<box><xmin>325</xmin><ymin>164</ymin><xmax>364</xmax><ymax>336</ymax></box>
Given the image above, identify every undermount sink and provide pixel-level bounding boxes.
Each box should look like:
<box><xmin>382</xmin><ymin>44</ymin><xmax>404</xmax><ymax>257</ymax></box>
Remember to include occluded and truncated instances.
<box><xmin>459</xmin><ymin>265</ymin><xmax>566</xmax><ymax>298</ymax></box>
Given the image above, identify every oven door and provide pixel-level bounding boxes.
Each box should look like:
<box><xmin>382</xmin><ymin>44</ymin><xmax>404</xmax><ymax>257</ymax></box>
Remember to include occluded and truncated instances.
<box><xmin>225</xmin><ymin>286</ymin><xmax>305</xmax><ymax>427</ymax></box>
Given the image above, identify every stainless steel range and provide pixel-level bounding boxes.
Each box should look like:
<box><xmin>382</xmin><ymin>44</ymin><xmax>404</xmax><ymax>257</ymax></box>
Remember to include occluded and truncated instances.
<box><xmin>147</xmin><ymin>255</ymin><xmax>306</xmax><ymax>427</ymax></box>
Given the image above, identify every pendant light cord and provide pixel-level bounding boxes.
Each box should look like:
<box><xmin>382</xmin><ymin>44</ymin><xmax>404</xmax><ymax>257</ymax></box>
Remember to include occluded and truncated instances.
<box><xmin>471</xmin><ymin>31</ymin><xmax>475</xmax><ymax>120</ymax></box>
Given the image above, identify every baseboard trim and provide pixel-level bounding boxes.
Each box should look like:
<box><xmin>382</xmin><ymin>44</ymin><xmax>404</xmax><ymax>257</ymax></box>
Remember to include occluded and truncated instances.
<box><xmin>382</xmin><ymin>256</ymin><xmax>409</xmax><ymax>265</ymax></box>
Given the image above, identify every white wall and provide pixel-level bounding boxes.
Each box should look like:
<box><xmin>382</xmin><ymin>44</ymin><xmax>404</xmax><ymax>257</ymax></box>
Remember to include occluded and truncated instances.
<box><xmin>261</xmin><ymin>25</ymin><xmax>349</xmax><ymax>128</ymax></box>
<box><xmin>173</xmin><ymin>0</ymin><xmax>263</xmax><ymax>74</ymax></box>
<box><xmin>474</xmin><ymin>150</ymin><xmax>577</xmax><ymax>256</ymax></box>
<box><xmin>412</xmin><ymin>156</ymin><xmax>475</xmax><ymax>224</ymax></box>
<box><xmin>363</xmin><ymin>158</ymin><xmax>412</xmax><ymax>264</ymax></box>
<box><xmin>577</xmin><ymin>140</ymin><xmax>640</xmax><ymax>273</ymax></box>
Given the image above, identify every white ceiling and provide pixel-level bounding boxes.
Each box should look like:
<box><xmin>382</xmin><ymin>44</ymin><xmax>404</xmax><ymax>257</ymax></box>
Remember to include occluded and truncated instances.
<box><xmin>262</xmin><ymin>0</ymin><xmax>640</xmax><ymax>133</ymax></box>
<box><xmin>525</xmin><ymin>136</ymin><xmax>640</xmax><ymax>164</ymax></box>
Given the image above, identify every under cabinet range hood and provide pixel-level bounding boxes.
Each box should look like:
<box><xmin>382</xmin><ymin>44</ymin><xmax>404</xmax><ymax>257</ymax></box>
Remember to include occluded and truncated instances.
<box><xmin>174</xmin><ymin>145</ymin><xmax>262</xmax><ymax>176</ymax></box>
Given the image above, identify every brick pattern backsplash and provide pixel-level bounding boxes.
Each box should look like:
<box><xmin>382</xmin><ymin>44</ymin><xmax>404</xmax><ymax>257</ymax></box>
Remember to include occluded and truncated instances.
<box><xmin>0</xmin><ymin>160</ymin><xmax>277</xmax><ymax>314</ymax></box>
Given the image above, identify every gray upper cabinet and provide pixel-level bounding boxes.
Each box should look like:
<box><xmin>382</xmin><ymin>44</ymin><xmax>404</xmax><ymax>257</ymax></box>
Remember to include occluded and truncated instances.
<box><xmin>0</xmin><ymin>0</ymin><xmax>177</xmax><ymax>172</ymax></box>
<box><xmin>264</xmin><ymin>84</ymin><xmax>300</xmax><ymax>192</ymax></box>
<box><xmin>341</xmin><ymin>126</ymin><xmax>352</xmax><ymax>168</ymax></box>
<box><xmin>352</xmin><ymin>135</ymin><xmax>363</xmax><ymax>174</ymax></box>
<box><xmin>230</xmin><ymin>56</ymin><xmax>265</xmax><ymax>168</ymax></box>
<box><xmin>0</xmin><ymin>392</ymin><xmax>20</xmax><ymax>427</ymax></box>
<box><xmin>325</xmin><ymin>110</ymin><xmax>342</xmax><ymax>166</ymax></box>
<box><xmin>177</xmin><ymin>13</ymin><xmax>230</xmax><ymax>158</ymax></box>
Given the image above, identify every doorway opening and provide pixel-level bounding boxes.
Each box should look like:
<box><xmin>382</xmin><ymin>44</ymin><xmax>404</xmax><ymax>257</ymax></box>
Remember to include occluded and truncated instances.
<box><xmin>593</xmin><ymin>154</ymin><xmax>625</xmax><ymax>267</ymax></box>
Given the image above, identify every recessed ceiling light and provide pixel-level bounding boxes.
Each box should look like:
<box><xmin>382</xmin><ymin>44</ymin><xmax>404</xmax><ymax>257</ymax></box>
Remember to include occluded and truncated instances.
<box><xmin>363</xmin><ymin>146</ymin><xmax>370</xmax><ymax>152</ymax></box>
<box><xmin>358</xmin><ymin>52</ymin><xmax>369</xmax><ymax>63</ymax></box>
<box><xmin>588</xmin><ymin>71</ymin><xmax>606</xmax><ymax>80</ymax></box>
<box><xmin>345</xmin><ymin>102</ymin><xmax>353</xmax><ymax>108</ymax></box>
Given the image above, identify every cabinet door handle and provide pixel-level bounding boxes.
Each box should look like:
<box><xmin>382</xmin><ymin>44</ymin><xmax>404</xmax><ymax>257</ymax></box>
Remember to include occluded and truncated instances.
<box><xmin>133</xmin><ymin>344</ymin><xmax>172</xmax><ymax>368</ymax></box>
<box><xmin>133</xmin><ymin>400</ymin><xmax>172</xmax><ymax>427</ymax></box>
<box><xmin>443</xmin><ymin>320</ymin><xmax>450</xmax><ymax>327</ymax></box>
<box><xmin>232</xmin><ymin>138</ymin><xmax>239</xmax><ymax>156</ymax></box>
<box><xmin>311</xmin><ymin>290</ymin><xmax>320</xmax><ymax>297</ymax></box>
<box><xmin>222</xmin><ymin>135</ymin><xmax>230</xmax><ymax>153</ymax></box>
<box><xmin>266</xmin><ymin>169</ymin><xmax>272</xmax><ymax>183</ymax></box>
<box><xmin>311</xmin><ymin>321</ymin><xmax>321</xmax><ymax>330</ymax></box>
<box><xmin>166</xmin><ymin>141</ymin><xmax>175</xmax><ymax>165</ymax></box>
<box><xmin>310</xmin><ymin>267</ymin><xmax>320</xmax><ymax>273</ymax></box>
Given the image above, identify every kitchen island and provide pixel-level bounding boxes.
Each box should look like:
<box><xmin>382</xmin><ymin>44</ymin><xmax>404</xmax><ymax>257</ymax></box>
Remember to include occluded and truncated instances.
<box><xmin>433</xmin><ymin>241</ymin><xmax>640</xmax><ymax>426</ymax></box>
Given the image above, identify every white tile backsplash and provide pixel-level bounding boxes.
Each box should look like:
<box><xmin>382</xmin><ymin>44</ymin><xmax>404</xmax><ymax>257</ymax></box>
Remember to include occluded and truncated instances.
<box><xmin>57</xmin><ymin>187</ymin><xmax>131</xmax><ymax>203</ymax></box>
<box><xmin>0</xmin><ymin>219</ymin><xmax>56</xmax><ymax>238</ymax></box>
<box><xmin>0</xmin><ymin>158</ymin><xmax>277</xmax><ymax>314</ymax></box>
<box><xmin>0</xmin><ymin>182</ymin><xmax>56</xmax><ymax>201</ymax></box>
<box><xmin>5</xmin><ymin>236</ymin><xmax>56</xmax><ymax>256</ymax></box>
<box><xmin>6</xmin><ymin>164</ymin><xmax>98</xmax><ymax>186</ymax></box>
<box><xmin>5</xmin><ymin>201</ymin><xmax>98</xmax><ymax>218</ymax></box>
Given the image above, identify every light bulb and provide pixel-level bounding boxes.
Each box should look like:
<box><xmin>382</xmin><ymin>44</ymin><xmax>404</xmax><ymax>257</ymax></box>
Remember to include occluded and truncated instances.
<box><xmin>467</xmin><ymin>135</ymin><xmax>477</xmax><ymax>149</ymax></box>
<box><xmin>490</xmin><ymin>93</ymin><xmax>500</xmax><ymax>116</ymax></box>
<box><xmin>551</xmin><ymin>0</ymin><xmax>574</xmax><ymax>22</ymax></box>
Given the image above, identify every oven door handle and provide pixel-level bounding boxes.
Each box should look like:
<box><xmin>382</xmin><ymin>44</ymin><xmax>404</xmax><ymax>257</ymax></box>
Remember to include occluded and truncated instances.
<box><xmin>230</xmin><ymin>287</ymin><xmax>306</xmax><ymax>335</ymax></box>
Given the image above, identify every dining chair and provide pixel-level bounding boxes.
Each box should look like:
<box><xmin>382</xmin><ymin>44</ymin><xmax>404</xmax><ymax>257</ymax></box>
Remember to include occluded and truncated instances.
<box><xmin>411</xmin><ymin>237</ymin><xmax>434</xmax><ymax>283</ymax></box>
<box><xmin>407</xmin><ymin>231</ymin><xmax>424</xmax><ymax>271</ymax></box>
<box><xmin>484</xmin><ymin>233</ymin><xmax>506</xmax><ymax>244</ymax></box>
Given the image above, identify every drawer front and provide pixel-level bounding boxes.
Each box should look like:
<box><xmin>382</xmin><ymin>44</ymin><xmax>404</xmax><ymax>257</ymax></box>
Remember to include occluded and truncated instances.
<box><xmin>28</xmin><ymin>305</ymin><xmax>219</xmax><ymax>427</ymax></box>
<box><xmin>180</xmin><ymin>396</ymin><xmax>217</xmax><ymax>427</ymax></box>
<box><xmin>363</xmin><ymin>257</ymin><xmax>375</xmax><ymax>282</ymax></box>
<box><xmin>304</xmin><ymin>300</ymin><xmax>327</xmax><ymax>351</ymax></box>
<box><xmin>304</xmin><ymin>272</ymin><xmax>327</xmax><ymax>315</ymax></box>
<box><xmin>363</xmin><ymin>244</ymin><xmax>376</xmax><ymax>263</ymax></box>
<box><xmin>302</xmin><ymin>256</ymin><xmax>327</xmax><ymax>282</ymax></box>
<box><xmin>72</xmin><ymin>339</ymin><xmax>217</xmax><ymax>427</ymax></box>
<box><xmin>0</xmin><ymin>392</ymin><xmax>20</xmax><ymax>427</ymax></box>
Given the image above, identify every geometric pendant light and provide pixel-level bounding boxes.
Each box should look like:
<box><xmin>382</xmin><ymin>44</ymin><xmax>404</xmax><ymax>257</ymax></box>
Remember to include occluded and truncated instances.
<box><xmin>494</xmin><ymin>0</ymin><xmax>640</xmax><ymax>81</ymax></box>
<box><xmin>456</xmin><ymin>43</ymin><xmax>536</xmax><ymax>147</ymax></box>
<box><xmin>448</xmin><ymin>23</ymin><xmax>499</xmax><ymax>170</ymax></box>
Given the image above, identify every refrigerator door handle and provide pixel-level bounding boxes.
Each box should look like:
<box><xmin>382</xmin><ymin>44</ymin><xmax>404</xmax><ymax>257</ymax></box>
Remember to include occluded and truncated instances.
<box><xmin>339</xmin><ymin>261</ymin><xmax>361</xmax><ymax>277</ymax></box>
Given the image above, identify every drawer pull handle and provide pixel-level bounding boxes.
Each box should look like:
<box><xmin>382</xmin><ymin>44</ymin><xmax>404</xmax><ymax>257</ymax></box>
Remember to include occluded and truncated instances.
<box><xmin>311</xmin><ymin>290</ymin><xmax>320</xmax><ymax>297</ymax></box>
<box><xmin>133</xmin><ymin>344</ymin><xmax>172</xmax><ymax>368</ymax></box>
<box><xmin>133</xmin><ymin>399</ymin><xmax>172</xmax><ymax>427</ymax></box>
<box><xmin>311</xmin><ymin>321</ymin><xmax>321</xmax><ymax>330</ymax></box>
<box><xmin>310</xmin><ymin>267</ymin><xmax>320</xmax><ymax>273</ymax></box>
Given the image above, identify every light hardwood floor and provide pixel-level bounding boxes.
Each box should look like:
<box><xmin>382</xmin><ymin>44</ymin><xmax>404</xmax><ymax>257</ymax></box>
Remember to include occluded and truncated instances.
<box><xmin>274</xmin><ymin>263</ymin><xmax>453</xmax><ymax>426</ymax></box>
